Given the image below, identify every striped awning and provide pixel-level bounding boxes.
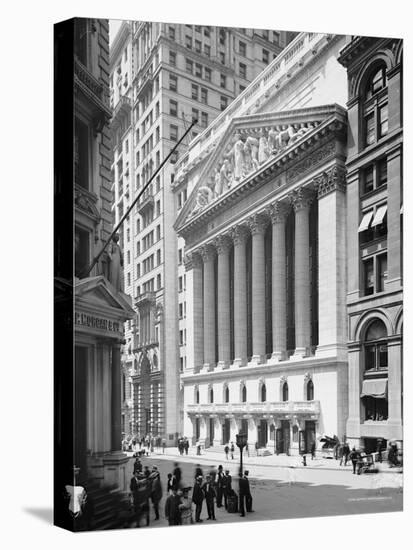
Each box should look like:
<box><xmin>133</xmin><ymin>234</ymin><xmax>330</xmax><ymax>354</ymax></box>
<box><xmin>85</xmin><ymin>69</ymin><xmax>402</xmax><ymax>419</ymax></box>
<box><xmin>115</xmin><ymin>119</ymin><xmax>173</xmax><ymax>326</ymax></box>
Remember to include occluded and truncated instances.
<box><xmin>358</xmin><ymin>210</ymin><xmax>374</xmax><ymax>232</ymax></box>
<box><xmin>360</xmin><ymin>378</ymin><xmax>388</xmax><ymax>399</ymax></box>
<box><xmin>371</xmin><ymin>204</ymin><xmax>387</xmax><ymax>227</ymax></box>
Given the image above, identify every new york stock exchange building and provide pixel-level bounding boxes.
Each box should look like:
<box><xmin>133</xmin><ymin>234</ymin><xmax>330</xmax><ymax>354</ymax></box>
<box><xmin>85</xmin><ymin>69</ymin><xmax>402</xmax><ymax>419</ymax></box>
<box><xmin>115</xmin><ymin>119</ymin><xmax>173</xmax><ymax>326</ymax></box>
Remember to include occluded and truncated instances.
<box><xmin>173</xmin><ymin>33</ymin><xmax>403</xmax><ymax>455</ymax></box>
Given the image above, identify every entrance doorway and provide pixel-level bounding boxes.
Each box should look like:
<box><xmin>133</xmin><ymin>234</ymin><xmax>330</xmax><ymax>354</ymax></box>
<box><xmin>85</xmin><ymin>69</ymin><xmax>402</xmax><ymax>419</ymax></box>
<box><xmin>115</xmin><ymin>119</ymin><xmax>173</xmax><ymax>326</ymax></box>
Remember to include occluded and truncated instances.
<box><xmin>209</xmin><ymin>418</ymin><xmax>215</xmax><ymax>446</ymax></box>
<box><xmin>195</xmin><ymin>418</ymin><xmax>200</xmax><ymax>441</ymax></box>
<box><xmin>305</xmin><ymin>421</ymin><xmax>316</xmax><ymax>454</ymax></box>
<box><xmin>222</xmin><ymin>419</ymin><xmax>231</xmax><ymax>444</ymax></box>
<box><xmin>257</xmin><ymin>419</ymin><xmax>268</xmax><ymax>448</ymax></box>
<box><xmin>276</xmin><ymin>420</ymin><xmax>290</xmax><ymax>454</ymax></box>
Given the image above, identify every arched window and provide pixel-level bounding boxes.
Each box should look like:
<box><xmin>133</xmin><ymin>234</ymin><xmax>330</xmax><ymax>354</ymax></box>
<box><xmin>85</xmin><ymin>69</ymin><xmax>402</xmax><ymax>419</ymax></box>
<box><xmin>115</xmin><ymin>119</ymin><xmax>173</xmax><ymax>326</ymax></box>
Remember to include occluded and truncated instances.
<box><xmin>260</xmin><ymin>384</ymin><xmax>267</xmax><ymax>402</ymax></box>
<box><xmin>364</xmin><ymin>319</ymin><xmax>388</xmax><ymax>372</ymax></box>
<box><xmin>363</xmin><ymin>63</ymin><xmax>388</xmax><ymax>147</ymax></box>
<box><xmin>241</xmin><ymin>384</ymin><xmax>247</xmax><ymax>403</ymax></box>
<box><xmin>209</xmin><ymin>387</ymin><xmax>214</xmax><ymax>404</ymax></box>
<box><xmin>306</xmin><ymin>380</ymin><xmax>314</xmax><ymax>401</ymax></box>
<box><xmin>282</xmin><ymin>381</ymin><xmax>289</xmax><ymax>402</ymax></box>
<box><xmin>224</xmin><ymin>386</ymin><xmax>230</xmax><ymax>403</ymax></box>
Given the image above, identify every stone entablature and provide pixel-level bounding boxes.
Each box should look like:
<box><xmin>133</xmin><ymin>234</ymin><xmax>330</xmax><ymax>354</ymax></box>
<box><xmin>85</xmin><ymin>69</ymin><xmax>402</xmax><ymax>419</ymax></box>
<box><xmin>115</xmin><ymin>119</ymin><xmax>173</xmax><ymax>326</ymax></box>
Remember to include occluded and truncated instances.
<box><xmin>187</xmin><ymin>401</ymin><xmax>320</xmax><ymax>416</ymax></box>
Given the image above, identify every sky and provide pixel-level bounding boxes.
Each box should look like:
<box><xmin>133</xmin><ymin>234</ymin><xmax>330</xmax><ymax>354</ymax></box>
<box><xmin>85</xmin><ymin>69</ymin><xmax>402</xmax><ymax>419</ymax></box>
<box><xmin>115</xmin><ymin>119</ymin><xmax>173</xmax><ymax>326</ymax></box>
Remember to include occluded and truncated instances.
<box><xmin>109</xmin><ymin>18</ymin><xmax>123</xmax><ymax>46</ymax></box>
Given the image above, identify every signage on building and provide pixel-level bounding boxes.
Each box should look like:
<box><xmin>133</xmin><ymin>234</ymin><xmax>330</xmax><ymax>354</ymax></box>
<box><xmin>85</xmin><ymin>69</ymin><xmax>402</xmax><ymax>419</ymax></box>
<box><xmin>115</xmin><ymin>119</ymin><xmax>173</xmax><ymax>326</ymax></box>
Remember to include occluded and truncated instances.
<box><xmin>75</xmin><ymin>311</ymin><xmax>121</xmax><ymax>333</ymax></box>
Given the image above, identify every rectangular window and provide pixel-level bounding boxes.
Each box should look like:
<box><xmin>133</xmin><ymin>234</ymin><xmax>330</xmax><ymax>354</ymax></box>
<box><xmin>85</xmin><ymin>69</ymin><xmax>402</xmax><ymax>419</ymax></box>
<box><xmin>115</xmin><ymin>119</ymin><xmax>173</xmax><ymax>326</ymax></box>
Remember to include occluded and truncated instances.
<box><xmin>262</xmin><ymin>49</ymin><xmax>269</xmax><ymax>63</ymax></box>
<box><xmin>191</xmin><ymin>83</ymin><xmax>199</xmax><ymax>100</ymax></box>
<box><xmin>156</xmin><ymin>200</ymin><xmax>161</xmax><ymax>216</ymax></box>
<box><xmin>169</xmin><ymin>50</ymin><xmax>176</xmax><ymax>66</ymax></box>
<box><xmin>185</xmin><ymin>35</ymin><xmax>192</xmax><ymax>49</ymax></box>
<box><xmin>169</xmin><ymin>26</ymin><xmax>175</xmax><ymax>40</ymax></box>
<box><xmin>239</xmin><ymin>62</ymin><xmax>247</xmax><ymax>79</ymax></box>
<box><xmin>195</xmin><ymin>40</ymin><xmax>202</xmax><ymax>53</ymax></box>
<box><xmin>239</xmin><ymin>41</ymin><xmax>246</xmax><ymax>56</ymax></box>
<box><xmin>273</xmin><ymin>31</ymin><xmax>280</xmax><ymax>44</ymax></box>
<box><xmin>365</xmin><ymin>112</ymin><xmax>375</xmax><ymax>146</ymax></box>
<box><xmin>170</xmin><ymin>124</ymin><xmax>178</xmax><ymax>141</ymax></box>
<box><xmin>195</xmin><ymin>63</ymin><xmax>202</xmax><ymax>78</ymax></box>
<box><xmin>75</xmin><ymin>118</ymin><xmax>89</xmax><ymax>189</ymax></box>
<box><xmin>179</xmin><ymin>303</ymin><xmax>183</xmax><ymax>319</ymax></box>
<box><xmin>377</xmin><ymin>159</ymin><xmax>387</xmax><ymax>187</ymax></box>
<box><xmin>169</xmin><ymin>73</ymin><xmax>177</xmax><ymax>91</ymax></box>
<box><xmin>377</xmin><ymin>253</ymin><xmax>388</xmax><ymax>292</ymax></box>
<box><xmin>178</xmin><ymin>276</ymin><xmax>183</xmax><ymax>292</ymax></box>
<box><xmin>178</xmin><ymin>248</ymin><xmax>183</xmax><ymax>264</ymax></box>
<box><xmin>156</xmin><ymin>225</ymin><xmax>161</xmax><ymax>241</ymax></box>
<box><xmin>201</xmin><ymin>88</ymin><xmax>208</xmax><ymax>104</ymax></box>
<box><xmin>169</xmin><ymin>99</ymin><xmax>178</xmax><ymax>116</ymax></box>
<box><xmin>363</xmin><ymin>166</ymin><xmax>374</xmax><ymax>194</ymax></box>
<box><xmin>155</xmin><ymin>101</ymin><xmax>160</xmax><ymax>118</ymax></box>
<box><xmin>262</xmin><ymin>29</ymin><xmax>269</xmax><ymax>40</ymax></box>
<box><xmin>201</xmin><ymin>112</ymin><xmax>208</xmax><ymax>127</ymax></box>
<box><xmin>204</xmin><ymin>27</ymin><xmax>210</xmax><ymax>38</ymax></box>
<box><xmin>192</xmin><ymin>108</ymin><xmax>199</xmax><ymax>122</ymax></box>
<box><xmin>195</xmin><ymin>25</ymin><xmax>201</xmax><ymax>33</ymax></box>
<box><xmin>220</xmin><ymin>95</ymin><xmax>228</xmax><ymax>111</ymax></box>
<box><xmin>204</xmin><ymin>44</ymin><xmax>210</xmax><ymax>57</ymax></box>
<box><xmin>127</xmin><ymin>272</ymin><xmax>131</xmax><ymax>286</ymax></box>
<box><xmin>379</xmin><ymin>104</ymin><xmax>389</xmax><ymax>137</ymax></box>
<box><xmin>186</xmin><ymin>58</ymin><xmax>193</xmax><ymax>73</ymax></box>
<box><xmin>204</xmin><ymin>67</ymin><xmax>211</xmax><ymax>82</ymax></box>
<box><xmin>220</xmin><ymin>73</ymin><xmax>226</xmax><ymax>88</ymax></box>
<box><xmin>220</xmin><ymin>51</ymin><xmax>225</xmax><ymax>64</ymax></box>
<box><xmin>157</xmin><ymin>249</ymin><xmax>161</xmax><ymax>265</ymax></box>
<box><xmin>363</xmin><ymin>258</ymin><xmax>374</xmax><ymax>296</ymax></box>
<box><xmin>157</xmin><ymin>273</ymin><xmax>161</xmax><ymax>290</ymax></box>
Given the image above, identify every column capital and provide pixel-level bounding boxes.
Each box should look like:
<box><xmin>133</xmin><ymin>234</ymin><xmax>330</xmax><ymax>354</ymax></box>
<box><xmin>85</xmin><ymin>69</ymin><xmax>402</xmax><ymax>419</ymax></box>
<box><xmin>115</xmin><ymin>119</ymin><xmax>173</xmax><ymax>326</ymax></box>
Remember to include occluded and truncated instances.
<box><xmin>184</xmin><ymin>251</ymin><xmax>202</xmax><ymax>270</ymax></box>
<box><xmin>267</xmin><ymin>200</ymin><xmax>290</xmax><ymax>224</ymax></box>
<box><xmin>229</xmin><ymin>224</ymin><xmax>250</xmax><ymax>246</ymax></box>
<box><xmin>199</xmin><ymin>243</ymin><xmax>216</xmax><ymax>263</ymax></box>
<box><xmin>289</xmin><ymin>186</ymin><xmax>314</xmax><ymax>212</ymax></box>
<box><xmin>213</xmin><ymin>234</ymin><xmax>232</xmax><ymax>255</ymax></box>
<box><xmin>314</xmin><ymin>165</ymin><xmax>346</xmax><ymax>199</ymax></box>
<box><xmin>247</xmin><ymin>212</ymin><xmax>269</xmax><ymax>235</ymax></box>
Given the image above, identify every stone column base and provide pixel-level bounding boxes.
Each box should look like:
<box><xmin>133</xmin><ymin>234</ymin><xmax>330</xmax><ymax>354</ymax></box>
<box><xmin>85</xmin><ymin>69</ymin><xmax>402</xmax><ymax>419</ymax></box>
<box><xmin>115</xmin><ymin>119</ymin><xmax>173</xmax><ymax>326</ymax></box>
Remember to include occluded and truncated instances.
<box><xmin>250</xmin><ymin>354</ymin><xmax>265</xmax><ymax>365</ymax></box>
<box><xmin>271</xmin><ymin>351</ymin><xmax>286</xmax><ymax>362</ymax></box>
<box><xmin>315</xmin><ymin>343</ymin><xmax>347</xmax><ymax>361</ymax></box>
<box><xmin>102</xmin><ymin>451</ymin><xmax>130</xmax><ymax>492</ymax></box>
<box><xmin>232</xmin><ymin>357</ymin><xmax>246</xmax><ymax>368</ymax></box>
<box><xmin>217</xmin><ymin>360</ymin><xmax>230</xmax><ymax>370</ymax></box>
<box><xmin>291</xmin><ymin>347</ymin><xmax>308</xmax><ymax>360</ymax></box>
<box><xmin>202</xmin><ymin>362</ymin><xmax>215</xmax><ymax>372</ymax></box>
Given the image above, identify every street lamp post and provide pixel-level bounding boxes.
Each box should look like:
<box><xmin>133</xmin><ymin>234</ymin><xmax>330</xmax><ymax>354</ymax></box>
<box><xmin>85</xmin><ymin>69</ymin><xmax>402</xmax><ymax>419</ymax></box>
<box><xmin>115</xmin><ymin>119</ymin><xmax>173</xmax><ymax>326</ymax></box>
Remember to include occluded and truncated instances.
<box><xmin>236</xmin><ymin>432</ymin><xmax>248</xmax><ymax>478</ymax></box>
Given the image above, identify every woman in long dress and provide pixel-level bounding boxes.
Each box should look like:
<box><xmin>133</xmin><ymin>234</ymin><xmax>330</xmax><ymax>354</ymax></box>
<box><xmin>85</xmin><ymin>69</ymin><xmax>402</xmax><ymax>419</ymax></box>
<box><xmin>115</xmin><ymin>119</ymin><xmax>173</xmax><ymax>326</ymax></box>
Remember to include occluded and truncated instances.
<box><xmin>179</xmin><ymin>487</ymin><xmax>193</xmax><ymax>525</ymax></box>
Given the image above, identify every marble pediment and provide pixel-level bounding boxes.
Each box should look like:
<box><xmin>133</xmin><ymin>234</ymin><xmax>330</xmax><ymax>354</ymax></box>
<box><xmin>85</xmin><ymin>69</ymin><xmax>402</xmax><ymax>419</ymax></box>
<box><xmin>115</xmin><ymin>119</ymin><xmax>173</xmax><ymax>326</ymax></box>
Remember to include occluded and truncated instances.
<box><xmin>75</xmin><ymin>275</ymin><xmax>134</xmax><ymax>317</ymax></box>
<box><xmin>175</xmin><ymin>104</ymin><xmax>344</xmax><ymax>231</ymax></box>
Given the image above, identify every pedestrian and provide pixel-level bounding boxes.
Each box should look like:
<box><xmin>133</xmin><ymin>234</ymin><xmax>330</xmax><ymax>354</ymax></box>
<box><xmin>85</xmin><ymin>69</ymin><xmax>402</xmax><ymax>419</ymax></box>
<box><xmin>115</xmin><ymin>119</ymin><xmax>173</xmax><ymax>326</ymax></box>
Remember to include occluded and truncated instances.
<box><xmin>216</xmin><ymin>465</ymin><xmax>224</xmax><ymax>508</ymax></box>
<box><xmin>143</xmin><ymin>465</ymin><xmax>151</xmax><ymax>478</ymax></box>
<box><xmin>150</xmin><ymin>468</ymin><xmax>162</xmax><ymax>521</ymax></box>
<box><xmin>167</xmin><ymin>473</ymin><xmax>174</xmax><ymax>494</ymax></box>
<box><xmin>179</xmin><ymin>487</ymin><xmax>193</xmax><ymax>525</ymax></box>
<box><xmin>192</xmin><ymin>475</ymin><xmax>204</xmax><ymax>523</ymax></box>
<box><xmin>196</xmin><ymin>442</ymin><xmax>201</xmax><ymax>456</ymax></box>
<box><xmin>310</xmin><ymin>441</ymin><xmax>316</xmax><ymax>460</ymax></box>
<box><xmin>162</xmin><ymin>438</ymin><xmax>166</xmax><ymax>454</ymax></box>
<box><xmin>222</xmin><ymin>469</ymin><xmax>232</xmax><ymax>510</ymax></box>
<box><xmin>133</xmin><ymin>457</ymin><xmax>142</xmax><ymax>474</ymax></box>
<box><xmin>173</xmin><ymin>462</ymin><xmax>182</xmax><ymax>488</ymax></box>
<box><xmin>184</xmin><ymin>438</ymin><xmax>189</xmax><ymax>456</ymax></box>
<box><xmin>202</xmin><ymin>474</ymin><xmax>216</xmax><ymax>520</ymax></box>
<box><xmin>349</xmin><ymin>446</ymin><xmax>359</xmax><ymax>474</ymax></box>
<box><xmin>230</xmin><ymin>442</ymin><xmax>235</xmax><ymax>460</ymax></box>
<box><xmin>376</xmin><ymin>439</ymin><xmax>383</xmax><ymax>463</ymax></box>
<box><xmin>224</xmin><ymin>444</ymin><xmax>229</xmax><ymax>460</ymax></box>
<box><xmin>340</xmin><ymin>442</ymin><xmax>350</xmax><ymax>466</ymax></box>
<box><xmin>239</xmin><ymin>470</ymin><xmax>253</xmax><ymax>517</ymax></box>
<box><xmin>164</xmin><ymin>487</ymin><xmax>181</xmax><ymax>526</ymax></box>
<box><xmin>194</xmin><ymin>464</ymin><xmax>203</xmax><ymax>480</ymax></box>
<box><xmin>130</xmin><ymin>472</ymin><xmax>150</xmax><ymax>527</ymax></box>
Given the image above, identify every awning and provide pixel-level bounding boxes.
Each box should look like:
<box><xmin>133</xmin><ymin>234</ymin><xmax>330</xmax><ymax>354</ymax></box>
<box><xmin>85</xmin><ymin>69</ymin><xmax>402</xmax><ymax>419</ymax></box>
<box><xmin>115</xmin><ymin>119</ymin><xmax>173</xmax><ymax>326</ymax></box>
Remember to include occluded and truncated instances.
<box><xmin>371</xmin><ymin>204</ymin><xmax>387</xmax><ymax>227</ymax></box>
<box><xmin>358</xmin><ymin>210</ymin><xmax>374</xmax><ymax>232</ymax></box>
<box><xmin>360</xmin><ymin>378</ymin><xmax>388</xmax><ymax>399</ymax></box>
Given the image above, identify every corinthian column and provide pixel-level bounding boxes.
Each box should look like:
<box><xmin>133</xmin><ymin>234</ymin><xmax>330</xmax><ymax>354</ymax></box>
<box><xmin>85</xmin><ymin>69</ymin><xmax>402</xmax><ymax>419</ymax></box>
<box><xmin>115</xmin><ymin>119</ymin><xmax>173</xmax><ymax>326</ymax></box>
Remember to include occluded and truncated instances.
<box><xmin>268</xmin><ymin>201</ymin><xmax>289</xmax><ymax>360</ymax></box>
<box><xmin>111</xmin><ymin>343</ymin><xmax>122</xmax><ymax>451</ymax></box>
<box><xmin>184</xmin><ymin>251</ymin><xmax>204</xmax><ymax>370</ymax></box>
<box><xmin>290</xmin><ymin>188</ymin><xmax>313</xmax><ymax>357</ymax></box>
<box><xmin>248</xmin><ymin>213</ymin><xmax>268</xmax><ymax>363</ymax></box>
<box><xmin>230</xmin><ymin>225</ymin><xmax>249</xmax><ymax>366</ymax></box>
<box><xmin>215</xmin><ymin>235</ymin><xmax>232</xmax><ymax>368</ymax></box>
<box><xmin>200</xmin><ymin>244</ymin><xmax>217</xmax><ymax>370</ymax></box>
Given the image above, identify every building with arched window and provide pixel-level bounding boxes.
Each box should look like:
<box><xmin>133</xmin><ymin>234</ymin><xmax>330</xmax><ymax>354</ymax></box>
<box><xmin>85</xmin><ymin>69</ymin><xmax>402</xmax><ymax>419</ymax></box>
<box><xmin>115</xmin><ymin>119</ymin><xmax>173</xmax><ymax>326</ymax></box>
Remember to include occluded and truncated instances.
<box><xmin>338</xmin><ymin>36</ymin><xmax>403</xmax><ymax>453</ymax></box>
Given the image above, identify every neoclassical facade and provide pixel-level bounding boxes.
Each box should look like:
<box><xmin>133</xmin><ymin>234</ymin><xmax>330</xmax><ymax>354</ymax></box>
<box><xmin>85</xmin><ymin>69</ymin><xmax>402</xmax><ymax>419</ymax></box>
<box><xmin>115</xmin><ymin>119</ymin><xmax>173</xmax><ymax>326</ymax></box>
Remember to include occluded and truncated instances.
<box><xmin>174</xmin><ymin>30</ymin><xmax>352</xmax><ymax>454</ymax></box>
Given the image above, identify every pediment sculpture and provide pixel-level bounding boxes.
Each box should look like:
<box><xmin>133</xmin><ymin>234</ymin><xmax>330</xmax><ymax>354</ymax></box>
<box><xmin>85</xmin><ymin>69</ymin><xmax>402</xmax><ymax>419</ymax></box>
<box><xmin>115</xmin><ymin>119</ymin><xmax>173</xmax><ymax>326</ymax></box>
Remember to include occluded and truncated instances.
<box><xmin>189</xmin><ymin>122</ymin><xmax>316</xmax><ymax>218</ymax></box>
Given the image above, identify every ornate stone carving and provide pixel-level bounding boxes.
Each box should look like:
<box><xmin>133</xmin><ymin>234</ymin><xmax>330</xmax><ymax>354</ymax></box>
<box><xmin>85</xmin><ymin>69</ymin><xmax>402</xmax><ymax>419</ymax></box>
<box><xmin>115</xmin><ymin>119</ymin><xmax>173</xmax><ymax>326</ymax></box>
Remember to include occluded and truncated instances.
<box><xmin>304</xmin><ymin>372</ymin><xmax>312</xmax><ymax>382</ymax></box>
<box><xmin>314</xmin><ymin>165</ymin><xmax>346</xmax><ymax>198</ymax></box>
<box><xmin>74</xmin><ymin>187</ymin><xmax>100</xmax><ymax>221</ymax></box>
<box><xmin>289</xmin><ymin>187</ymin><xmax>314</xmax><ymax>212</ymax></box>
<box><xmin>189</xmin><ymin>186</ymin><xmax>214</xmax><ymax>217</ymax></box>
<box><xmin>214</xmin><ymin>234</ymin><xmax>232</xmax><ymax>255</ymax></box>
<box><xmin>184</xmin><ymin>251</ymin><xmax>202</xmax><ymax>270</ymax></box>
<box><xmin>199</xmin><ymin>243</ymin><xmax>216</xmax><ymax>263</ymax></box>
<box><xmin>247</xmin><ymin>213</ymin><xmax>269</xmax><ymax>235</ymax></box>
<box><xmin>286</xmin><ymin>141</ymin><xmax>335</xmax><ymax>183</ymax></box>
<box><xmin>267</xmin><ymin>201</ymin><xmax>290</xmax><ymax>224</ymax></box>
<box><xmin>229</xmin><ymin>224</ymin><xmax>250</xmax><ymax>246</ymax></box>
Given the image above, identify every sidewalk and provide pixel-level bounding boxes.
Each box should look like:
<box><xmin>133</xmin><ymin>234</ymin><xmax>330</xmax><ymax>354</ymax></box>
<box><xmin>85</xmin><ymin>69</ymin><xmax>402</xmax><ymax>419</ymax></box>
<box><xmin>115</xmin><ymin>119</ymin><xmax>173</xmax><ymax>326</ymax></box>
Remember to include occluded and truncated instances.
<box><xmin>126</xmin><ymin>446</ymin><xmax>402</xmax><ymax>475</ymax></box>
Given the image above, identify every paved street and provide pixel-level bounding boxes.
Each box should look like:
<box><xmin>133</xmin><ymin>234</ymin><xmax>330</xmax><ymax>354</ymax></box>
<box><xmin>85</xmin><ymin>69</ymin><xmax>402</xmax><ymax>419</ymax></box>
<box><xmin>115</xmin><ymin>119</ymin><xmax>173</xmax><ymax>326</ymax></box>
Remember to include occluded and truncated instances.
<box><xmin>125</xmin><ymin>450</ymin><xmax>403</xmax><ymax>529</ymax></box>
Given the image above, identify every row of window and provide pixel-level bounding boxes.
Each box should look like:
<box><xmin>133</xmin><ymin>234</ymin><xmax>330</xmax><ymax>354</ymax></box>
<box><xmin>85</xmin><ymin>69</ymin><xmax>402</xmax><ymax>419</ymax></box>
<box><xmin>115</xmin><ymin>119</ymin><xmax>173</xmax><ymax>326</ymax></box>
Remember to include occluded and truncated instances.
<box><xmin>136</xmin><ymin>274</ymin><xmax>162</xmax><ymax>296</ymax></box>
<box><xmin>194</xmin><ymin>380</ymin><xmax>313</xmax><ymax>404</ymax></box>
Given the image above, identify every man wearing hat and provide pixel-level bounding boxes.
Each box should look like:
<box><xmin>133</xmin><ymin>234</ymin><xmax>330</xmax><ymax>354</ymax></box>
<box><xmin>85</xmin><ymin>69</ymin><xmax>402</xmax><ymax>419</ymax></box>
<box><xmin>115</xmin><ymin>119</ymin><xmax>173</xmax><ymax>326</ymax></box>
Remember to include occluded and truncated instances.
<box><xmin>202</xmin><ymin>474</ymin><xmax>217</xmax><ymax>520</ymax></box>
<box><xmin>192</xmin><ymin>475</ymin><xmax>204</xmax><ymax>522</ymax></box>
<box><xmin>222</xmin><ymin>469</ymin><xmax>232</xmax><ymax>510</ymax></box>
<box><xmin>239</xmin><ymin>470</ymin><xmax>253</xmax><ymax>517</ymax></box>
<box><xmin>216</xmin><ymin>465</ymin><xmax>224</xmax><ymax>508</ymax></box>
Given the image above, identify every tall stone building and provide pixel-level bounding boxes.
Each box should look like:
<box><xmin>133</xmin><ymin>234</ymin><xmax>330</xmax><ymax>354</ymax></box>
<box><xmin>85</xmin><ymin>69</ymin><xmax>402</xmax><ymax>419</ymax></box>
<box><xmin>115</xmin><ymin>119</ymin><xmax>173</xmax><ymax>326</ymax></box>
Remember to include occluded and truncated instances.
<box><xmin>338</xmin><ymin>37</ymin><xmax>403</xmax><ymax>452</ymax></box>
<box><xmin>109</xmin><ymin>20</ymin><xmax>296</xmax><ymax>445</ymax></box>
<box><xmin>72</xmin><ymin>18</ymin><xmax>134</xmax><ymax>488</ymax></box>
<box><xmin>174</xmin><ymin>32</ymin><xmax>350</xmax><ymax>453</ymax></box>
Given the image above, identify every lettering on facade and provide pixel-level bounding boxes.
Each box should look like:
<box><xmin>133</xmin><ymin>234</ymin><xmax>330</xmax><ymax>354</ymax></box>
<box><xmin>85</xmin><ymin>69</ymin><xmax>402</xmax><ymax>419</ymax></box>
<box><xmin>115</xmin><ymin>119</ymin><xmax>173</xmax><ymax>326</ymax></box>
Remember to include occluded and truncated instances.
<box><xmin>75</xmin><ymin>312</ymin><xmax>121</xmax><ymax>333</ymax></box>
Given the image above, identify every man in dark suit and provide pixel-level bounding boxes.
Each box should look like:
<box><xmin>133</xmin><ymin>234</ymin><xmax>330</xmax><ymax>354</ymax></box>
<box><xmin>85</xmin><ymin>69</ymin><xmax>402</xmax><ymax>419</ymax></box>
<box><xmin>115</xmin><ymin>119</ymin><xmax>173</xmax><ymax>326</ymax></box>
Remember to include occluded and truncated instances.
<box><xmin>203</xmin><ymin>474</ymin><xmax>216</xmax><ymax>520</ymax></box>
<box><xmin>222</xmin><ymin>469</ymin><xmax>232</xmax><ymax>510</ymax></box>
<box><xmin>192</xmin><ymin>476</ymin><xmax>204</xmax><ymax>522</ymax></box>
<box><xmin>216</xmin><ymin>465</ymin><xmax>224</xmax><ymax>507</ymax></box>
<box><xmin>239</xmin><ymin>470</ymin><xmax>253</xmax><ymax>517</ymax></box>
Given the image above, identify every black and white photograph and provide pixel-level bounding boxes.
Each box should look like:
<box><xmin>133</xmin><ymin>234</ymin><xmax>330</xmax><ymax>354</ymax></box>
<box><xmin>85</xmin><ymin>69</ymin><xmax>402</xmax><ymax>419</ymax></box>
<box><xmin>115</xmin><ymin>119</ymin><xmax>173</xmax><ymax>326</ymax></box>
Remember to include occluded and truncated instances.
<box><xmin>52</xmin><ymin>14</ymin><xmax>404</xmax><ymax>532</ymax></box>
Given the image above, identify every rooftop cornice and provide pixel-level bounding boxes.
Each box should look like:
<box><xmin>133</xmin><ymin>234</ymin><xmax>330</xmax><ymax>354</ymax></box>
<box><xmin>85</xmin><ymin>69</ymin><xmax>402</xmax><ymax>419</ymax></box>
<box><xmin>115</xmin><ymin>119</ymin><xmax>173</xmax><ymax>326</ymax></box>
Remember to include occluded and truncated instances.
<box><xmin>109</xmin><ymin>20</ymin><xmax>132</xmax><ymax>69</ymax></box>
<box><xmin>337</xmin><ymin>35</ymin><xmax>388</xmax><ymax>68</ymax></box>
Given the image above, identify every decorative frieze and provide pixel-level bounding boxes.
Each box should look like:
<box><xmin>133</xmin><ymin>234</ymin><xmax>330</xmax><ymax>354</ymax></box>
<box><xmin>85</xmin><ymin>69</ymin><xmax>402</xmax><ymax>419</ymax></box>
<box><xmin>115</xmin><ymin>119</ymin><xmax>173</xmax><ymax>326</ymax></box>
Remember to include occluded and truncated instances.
<box><xmin>286</xmin><ymin>141</ymin><xmax>336</xmax><ymax>183</ymax></box>
<box><xmin>314</xmin><ymin>165</ymin><xmax>346</xmax><ymax>198</ymax></box>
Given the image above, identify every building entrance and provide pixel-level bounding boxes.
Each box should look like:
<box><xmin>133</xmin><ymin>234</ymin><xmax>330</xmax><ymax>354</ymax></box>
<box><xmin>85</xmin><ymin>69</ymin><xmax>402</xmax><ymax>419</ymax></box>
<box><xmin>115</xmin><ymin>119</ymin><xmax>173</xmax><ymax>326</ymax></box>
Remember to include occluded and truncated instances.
<box><xmin>222</xmin><ymin>419</ymin><xmax>231</xmax><ymax>444</ymax></box>
<box><xmin>276</xmin><ymin>420</ymin><xmax>290</xmax><ymax>454</ymax></box>
<box><xmin>305</xmin><ymin>421</ymin><xmax>316</xmax><ymax>453</ymax></box>
<box><xmin>257</xmin><ymin>419</ymin><xmax>268</xmax><ymax>448</ymax></box>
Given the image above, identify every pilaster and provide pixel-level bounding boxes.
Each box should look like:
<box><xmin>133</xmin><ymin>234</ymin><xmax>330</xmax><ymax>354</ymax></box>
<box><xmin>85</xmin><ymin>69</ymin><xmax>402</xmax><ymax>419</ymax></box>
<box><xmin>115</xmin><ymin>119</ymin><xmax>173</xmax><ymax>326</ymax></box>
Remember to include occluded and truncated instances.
<box><xmin>230</xmin><ymin>225</ymin><xmax>249</xmax><ymax>366</ymax></box>
<box><xmin>214</xmin><ymin>235</ymin><xmax>232</xmax><ymax>368</ymax></box>
<box><xmin>200</xmin><ymin>244</ymin><xmax>217</xmax><ymax>370</ymax></box>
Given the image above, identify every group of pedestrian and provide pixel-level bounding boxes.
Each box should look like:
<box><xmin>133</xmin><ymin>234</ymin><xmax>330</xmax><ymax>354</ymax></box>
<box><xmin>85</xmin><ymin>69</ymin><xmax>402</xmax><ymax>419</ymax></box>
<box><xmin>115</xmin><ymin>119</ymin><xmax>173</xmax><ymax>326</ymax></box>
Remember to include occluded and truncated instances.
<box><xmin>224</xmin><ymin>442</ymin><xmax>235</xmax><ymax>460</ymax></box>
<box><xmin>178</xmin><ymin>437</ymin><xmax>189</xmax><ymax>456</ymax></box>
<box><xmin>123</xmin><ymin>434</ymin><xmax>167</xmax><ymax>455</ymax></box>
<box><xmin>130</xmin><ymin>463</ymin><xmax>162</xmax><ymax>527</ymax></box>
